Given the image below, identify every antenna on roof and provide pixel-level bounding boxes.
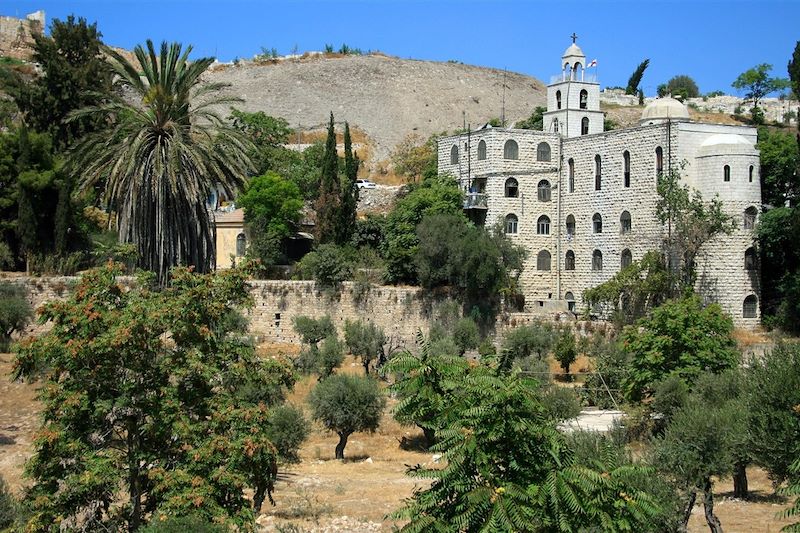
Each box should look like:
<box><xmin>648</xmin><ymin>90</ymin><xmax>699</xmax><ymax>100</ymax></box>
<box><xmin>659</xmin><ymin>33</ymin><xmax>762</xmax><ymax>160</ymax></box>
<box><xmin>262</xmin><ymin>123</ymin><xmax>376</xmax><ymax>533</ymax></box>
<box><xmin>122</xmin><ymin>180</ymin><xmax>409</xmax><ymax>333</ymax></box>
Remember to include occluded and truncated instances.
<box><xmin>462</xmin><ymin>110</ymin><xmax>466</xmax><ymax>131</ymax></box>
<box><xmin>501</xmin><ymin>68</ymin><xmax>507</xmax><ymax>128</ymax></box>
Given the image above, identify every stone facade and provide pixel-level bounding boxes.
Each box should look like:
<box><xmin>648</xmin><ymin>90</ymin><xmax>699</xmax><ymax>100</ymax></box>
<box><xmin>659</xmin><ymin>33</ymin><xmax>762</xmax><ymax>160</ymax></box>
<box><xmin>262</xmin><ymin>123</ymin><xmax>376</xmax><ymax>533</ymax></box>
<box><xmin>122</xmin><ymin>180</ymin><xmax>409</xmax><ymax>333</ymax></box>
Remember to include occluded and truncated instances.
<box><xmin>0</xmin><ymin>11</ymin><xmax>43</xmax><ymax>60</ymax></box>
<box><xmin>438</xmin><ymin>41</ymin><xmax>761</xmax><ymax>328</ymax></box>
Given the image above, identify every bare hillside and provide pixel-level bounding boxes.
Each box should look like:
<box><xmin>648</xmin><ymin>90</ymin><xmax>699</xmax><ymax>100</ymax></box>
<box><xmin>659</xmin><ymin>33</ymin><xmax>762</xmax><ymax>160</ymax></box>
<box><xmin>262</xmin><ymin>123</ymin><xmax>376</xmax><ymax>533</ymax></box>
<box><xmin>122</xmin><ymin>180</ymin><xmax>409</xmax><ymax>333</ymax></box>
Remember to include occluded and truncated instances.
<box><xmin>205</xmin><ymin>54</ymin><xmax>546</xmax><ymax>166</ymax></box>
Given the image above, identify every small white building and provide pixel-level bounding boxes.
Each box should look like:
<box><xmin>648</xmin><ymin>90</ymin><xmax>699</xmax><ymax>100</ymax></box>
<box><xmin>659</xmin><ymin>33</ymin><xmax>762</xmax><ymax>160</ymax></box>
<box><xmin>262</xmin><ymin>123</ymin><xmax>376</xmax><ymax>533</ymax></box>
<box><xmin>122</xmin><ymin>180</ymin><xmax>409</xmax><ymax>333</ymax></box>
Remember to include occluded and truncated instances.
<box><xmin>438</xmin><ymin>39</ymin><xmax>761</xmax><ymax>327</ymax></box>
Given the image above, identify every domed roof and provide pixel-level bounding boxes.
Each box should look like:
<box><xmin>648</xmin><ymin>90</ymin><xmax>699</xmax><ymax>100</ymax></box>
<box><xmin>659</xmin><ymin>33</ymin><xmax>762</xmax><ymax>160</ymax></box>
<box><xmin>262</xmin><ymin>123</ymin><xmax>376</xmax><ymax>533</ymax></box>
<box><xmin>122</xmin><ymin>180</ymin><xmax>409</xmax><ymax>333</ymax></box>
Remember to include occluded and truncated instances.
<box><xmin>562</xmin><ymin>43</ymin><xmax>585</xmax><ymax>58</ymax></box>
<box><xmin>640</xmin><ymin>97</ymin><xmax>690</xmax><ymax>124</ymax></box>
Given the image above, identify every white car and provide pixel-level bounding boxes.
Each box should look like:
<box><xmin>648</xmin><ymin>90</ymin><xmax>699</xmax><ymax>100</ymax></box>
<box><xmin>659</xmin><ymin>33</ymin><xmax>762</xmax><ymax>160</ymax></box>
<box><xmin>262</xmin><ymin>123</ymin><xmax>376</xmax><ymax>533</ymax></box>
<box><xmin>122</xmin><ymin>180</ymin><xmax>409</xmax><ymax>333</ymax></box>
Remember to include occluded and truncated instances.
<box><xmin>356</xmin><ymin>179</ymin><xmax>377</xmax><ymax>189</ymax></box>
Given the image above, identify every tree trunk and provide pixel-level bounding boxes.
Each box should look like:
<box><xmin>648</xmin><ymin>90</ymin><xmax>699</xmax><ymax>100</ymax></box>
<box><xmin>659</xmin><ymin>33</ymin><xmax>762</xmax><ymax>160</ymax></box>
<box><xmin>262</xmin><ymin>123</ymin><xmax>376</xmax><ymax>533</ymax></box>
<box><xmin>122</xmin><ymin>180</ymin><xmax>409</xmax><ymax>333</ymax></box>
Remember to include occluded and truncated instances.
<box><xmin>703</xmin><ymin>477</ymin><xmax>724</xmax><ymax>533</ymax></box>
<box><xmin>335</xmin><ymin>432</ymin><xmax>349</xmax><ymax>460</ymax></box>
<box><xmin>422</xmin><ymin>427</ymin><xmax>436</xmax><ymax>449</ymax></box>
<box><xmin>733</xmin><ymin>461</ymin><xmax>748</xmax><ymax>499</ymax></box>
<box><xmin>363</xmin><ymin>358</ymin><xmax>370</xmax><ymax>376</ymax></box>
<box><xmin>253</xmin><ymin>487</ymin><xmax>266</xmax><ymax>514</ymax></box>
<box><xmin>679</xmin><ymin>489</ymin><xmax>697</xmax><ymax>532</ymax></box>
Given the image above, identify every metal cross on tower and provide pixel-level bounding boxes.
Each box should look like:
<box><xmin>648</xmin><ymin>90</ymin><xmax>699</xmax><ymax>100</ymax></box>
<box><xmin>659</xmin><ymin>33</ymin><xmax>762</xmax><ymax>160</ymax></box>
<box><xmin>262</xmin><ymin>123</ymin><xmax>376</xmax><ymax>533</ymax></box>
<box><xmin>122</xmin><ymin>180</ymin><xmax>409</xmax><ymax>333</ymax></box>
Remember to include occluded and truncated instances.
<box><xmin>571</xmin><ymin>32</ymin><xmax>578</xmax><ymax>43</ymax></box>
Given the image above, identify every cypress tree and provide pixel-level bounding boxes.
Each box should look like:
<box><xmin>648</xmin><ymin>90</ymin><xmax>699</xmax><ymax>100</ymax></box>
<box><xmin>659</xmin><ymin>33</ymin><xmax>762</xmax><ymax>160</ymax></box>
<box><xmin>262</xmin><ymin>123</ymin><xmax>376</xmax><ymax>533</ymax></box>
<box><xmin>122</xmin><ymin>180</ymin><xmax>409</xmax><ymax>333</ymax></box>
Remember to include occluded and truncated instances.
<box><xmin>17</xmin><ymin>186</ymin><xmax>37</xmax><ymax>273</ymax></box>
<box><xmin>338</xmin><ymin>122</ymin><xmax>359</xmax><ymax>244</ymax></box>
<box><xmin>314</xmin><ymin>112</ymin><xmax>341</xmax><ymax>244</ymax></box>
<box><xmin>53</xmin><ymin>172</ymin><xmax>72</xmax><ymax>256</ymax></box>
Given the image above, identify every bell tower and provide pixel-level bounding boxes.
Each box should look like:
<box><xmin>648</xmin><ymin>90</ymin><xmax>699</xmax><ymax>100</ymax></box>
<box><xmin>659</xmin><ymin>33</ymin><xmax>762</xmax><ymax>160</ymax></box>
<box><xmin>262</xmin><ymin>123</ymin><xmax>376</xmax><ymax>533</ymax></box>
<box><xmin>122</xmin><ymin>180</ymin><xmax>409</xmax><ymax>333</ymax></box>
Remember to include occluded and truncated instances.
<box><xmin>542</xmin><ymin>35</ymin><xmax>604</xmax><ymax>138</ymax></box>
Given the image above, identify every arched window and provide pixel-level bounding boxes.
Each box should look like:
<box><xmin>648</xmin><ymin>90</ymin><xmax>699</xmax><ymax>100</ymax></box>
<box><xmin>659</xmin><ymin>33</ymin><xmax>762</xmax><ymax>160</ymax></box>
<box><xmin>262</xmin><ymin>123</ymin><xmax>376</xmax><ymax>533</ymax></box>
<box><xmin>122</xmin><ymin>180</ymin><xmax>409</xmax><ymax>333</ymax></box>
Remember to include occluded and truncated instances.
<box><xmin>504</xmin><ymin>139</ymin><xmax>519</xmax><ymax>160</ymax></box>
<box><xmin>537</xmin><ymin>142</ymin><xmax>551</xmax><ymax>162</ymax></box>
<box><xmin>556</xmin><ymin>90</ymin><xmax>562</xmax><ymax>110</ymax></box>
<box><xmin>620</xmin><ymin>211</ymin><xmax>632</xmax><ymax>234</ymax></box>
<box><xmin>743</xmin><ymin>295</ymin><xmax>758</xmax><ymax>318</ymax></box>
<box><xmin>552</xmin><ymin>119</ymin><xmax>559</xmax><ymax>133</ymax></box>
<box><xmin>537</xmin><ymin>180</ymin><xmax>551</xmax><ymax>202</ymax></box>
<box><xmin>537</xmin><ymin>250</ymin><xmax>551</xmax><ymax>271</ymax></box>
<box><xmin>564</xmin><ymin>291</ymin><xmax>575</xmax><ymax>312</ymax></box>
<box><xmin>565</xmin><ymin>250</ymin><xmax>575</xmax><ymax>270</ymax></box>
<box><xmin>579</xmin><ymin>89</ymin><xmax>588</xmax><ymax>109</ymax></box>
<box><xmin>477</xmin><ymin>140</ymin><xmax>487</xmax><ymax>160</ymax></box>
<box><xmin>581</xmin><ymin>117</ymin><xmax>590</xmax><ymax>135</ymax></box>
<box><xmin>505</xmin><ymin>214</ymin><xmax>518</xmax><ymax>234</ymax></box>
<box><xmin>537</xmin><ymin>215</ymin><xmax>551</xmax><ymax>235</ymax></box>
<box><xmin>621</xmin><ymin>249</ymin><xmax>633</xmax><ymax>269</ymax></box>
<box><xmin>566</xmin><ymin>214</ymin><xmax>575</xmax><ymax>237</ymax></box>
<box><xmin>236</xmin><ymin>233</ymin><xmax>247</xmax><ymax>257</ymax></box>
<box><xmin>749</xmin><ymin>165</ymin><xmax>754</xmax><ymax>183</ymax></box>
<box><xmin>723</xmin><ymin>165</ymin><xmax>731</xmax><ymax>182</ymax></box>
<box><xmin>450</xmin><ymin>145</ymin><xmax>459</xmax><ymax>165</ymax></box>
<box><xmin>745</xmin><ymin>247</ymin><xmax>757</xmax><ymax>270</ymax></box>
<box><xmin>655</xmin><ymin>146</ymin><xmax>663</xmax><ymax>175</ymax></box>
<box><xmin>744</xmin><ymin>206</ymin><xmax>757</xmax><ymax>229</ymax></box>
<box><xmin>593</xmin><ymin>213</ymin><xmax>602</xmax><ymax>233</ymax></box>
<box><xmin>505</xmin><ymin>178</ymin><xmax>519</xmax><ymax>198</ymax></box>
<box><xmin>594</xmin><ymin>155</ymin><xmax>602</xmax><ymax>190</ymax></box>
<box><xmin>592</xmin><ymin>249</ymin><xmax>603</xmax><ymax>271</ymax></box>
<box><xmin>568</xmin><ymin>158</ymin><xmax>575</xmax><ymax>192</ymax></box>
<box><xmin>623</xmin><ymin>150</ymin><xmax>631</xmax><ymax>188</ymax></box>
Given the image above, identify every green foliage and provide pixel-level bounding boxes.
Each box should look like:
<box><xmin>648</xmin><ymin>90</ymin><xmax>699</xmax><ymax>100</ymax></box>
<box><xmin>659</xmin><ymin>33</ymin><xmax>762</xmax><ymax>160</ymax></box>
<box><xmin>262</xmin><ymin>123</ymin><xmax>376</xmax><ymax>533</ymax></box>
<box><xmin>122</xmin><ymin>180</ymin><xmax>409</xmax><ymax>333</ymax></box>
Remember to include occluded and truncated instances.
<box><xmin>0</xmin><ymin>16</ymin><xmax>112</xmax><ymax>150</ymax></box>
<box><xmin>384</xmin><ymin>333</ymin><xmax>470</xmax><ymax>447</ymax></box>
<box><xmin>11</xmin><ymin>265</ymin><xmax>291</xmax><ymax>529</ymax></box>
<box><xmin>382</xmin><ymin>176</ymin><xmax>464</xmax><ymax>284</ymax></box>
<box><xmin>621</xmin><ymin>295</ymin><xmax>739</xmax><ymax>401</ymax></box>
<box><xmin>414</xmin><ymin>214</ymin><xmax>526</xmax><ymax>318</ymax></box>
<box><xmin>732</xmin><ymin>63</ymin><xmax>790</xmax><ymax>119</ymax></box>
<box><xmin>351</xmin><ymin>214</ymin><xmax>385</xmax><ymax>250</ymax></box>
<box><xmin>657</xmin><ymin>75</ymin><xmax>700</xmax><ymax>99</ymax></box>
<box><xmin>0</xmin><ymin>474</ymin><xmax>17</xmax><ymax>530</ymax></box>
<box><xmin>339</xmin><ymin>122</ymin><xmax>360</xmax><ymax>245</ymax></box>
<box><xmin>452</xmin><ymin>317</ymin><xmax>479</xmax><ymax>355</ymax></box>
<box><xmin>514</xmin><ymin>106</ymin><xmax>546</xmax><ymax>130</ymax></box>
<box><xmin>229</xmin><ymin>109</ymin><xmax>293</xmax><ymax>176</ymax></box>
<box><xmin>583</xmin><ymin>251</ymin><xmax>674</xmax><ymax>326</ymax></box>
<box><xmin>265</xmin><ymin>404</ymin><xmax>310</xmax><ymax>463</ymax></box>
<box><xmin>314</xmin><ymin>112</ymin><xmax>342</xmax><ymax>245</ymax></box>
<box><xmin>237</xmin><ymin>171</ymin><xmax>303</xmax><ymax>265</ymax></box>
<box><xmin>298</xmin><ymin>243</ymin><xmax>352</xmax><ymax>287</ymax></box>
<box><xmin>656</xmin><ymin>166</ymin><xmax>736</xmax><ymax>289</ymax></box>
<box><xmin>394</xmin><ymin>365</ymin><xmax>661</xmax><ymax>532</ymax></box>
<box><xmin>498</xmin><ymin>322</ymin><xmax>555</xmax><ymax>372</ymax></box>
<box><xmin>757</xmin><ymin>126</ymin><xmax>800</xmax><ymax>207</ymax></box>
<box><xmin>68</xmin><ymin>40</ymin><xmax>253</xmax><ymax>284</ymax></box>
<box><xmin>308</xmin><ymin>374</ymin><xmax>385</xmax><ymax>459</ymax></box>
<box><xmin>540</xmin><ymin>385</ymin><xmax>582</xmax><ymax>422</ymax></box>
<box><xmin>603</xmin><ymin>116</ymin><xmax>619</xmax><ymax>131</ymax></box>
<box><xmin>553</xmin><ymin>330</ymin><xmax>577</xmax><ymax>376</ymax></box>
<box><xmin>582</xmin><ymin>335</ymin><xmax>628</xmax><ymax>409</ymax></box>
<box><xmin>138</xmin><ymin>514</ymin><xmax>228</xmax><ymax>533</ymax></box>
<box><xmin>626</xmin><ymin>59</ymin><xmax>650</xmax><ymax>95</ymax></box>
<box><xmin>390</xmin><ymin>133</ymin><xmax>439</xmax><ymax>182</ymax></box>
<box><xmin>292</xmin><ymin>315</ymin><xmax>335</xmax><ymax>347</ymax></box>
<box><xmin>747</xmin><ymin>343</ymin><xmax>800</xmax><ymax>484</ymax></box>
<box><xmin>780</xmin><ymin>458</ymin><xmax>800</xmax><ymax>532</ymax></box>
<box><xmin>344</xmin><ymin>319</ymin><xmax>386</xmax><ymax>375</ymax></box>
<box><xmin>757</xmin><ymin>207</ymin><xmax>800</xmax><ymax>332</ymax></box>
<box><xmin>0</xmin><ymin>281</ymin><xmax>32</xmax><ymax>351</ymax></box>
<box><xmin>790</xmin><ymin>41</ymin><xmax>800</xmax><ymax>126</ymax></box>
<box><xmin>651</xmin><ymin>375</ymin><xmax>689</xmax><ymax>429</ymax></box>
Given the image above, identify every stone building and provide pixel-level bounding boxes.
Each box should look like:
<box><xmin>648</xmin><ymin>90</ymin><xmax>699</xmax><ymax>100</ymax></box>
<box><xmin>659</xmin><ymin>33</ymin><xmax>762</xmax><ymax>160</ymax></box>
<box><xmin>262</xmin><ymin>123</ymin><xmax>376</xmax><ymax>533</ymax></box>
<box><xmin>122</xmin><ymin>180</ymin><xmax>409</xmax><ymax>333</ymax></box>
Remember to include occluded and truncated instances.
<box><xmin>437</xmin><ymin>40</ymin><xmax>761</xmax><ymax>327</ymax></box>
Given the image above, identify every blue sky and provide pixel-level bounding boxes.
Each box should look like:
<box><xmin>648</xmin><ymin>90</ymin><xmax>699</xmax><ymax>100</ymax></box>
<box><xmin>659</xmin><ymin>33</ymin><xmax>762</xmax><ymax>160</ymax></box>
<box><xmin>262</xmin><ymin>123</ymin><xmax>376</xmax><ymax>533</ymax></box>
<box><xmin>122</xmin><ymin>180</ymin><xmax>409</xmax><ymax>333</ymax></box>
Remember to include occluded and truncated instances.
<box><xmin>3</xmin><ymin>0</ymin><xmax>798</xmax><ymax>96</ymax></box>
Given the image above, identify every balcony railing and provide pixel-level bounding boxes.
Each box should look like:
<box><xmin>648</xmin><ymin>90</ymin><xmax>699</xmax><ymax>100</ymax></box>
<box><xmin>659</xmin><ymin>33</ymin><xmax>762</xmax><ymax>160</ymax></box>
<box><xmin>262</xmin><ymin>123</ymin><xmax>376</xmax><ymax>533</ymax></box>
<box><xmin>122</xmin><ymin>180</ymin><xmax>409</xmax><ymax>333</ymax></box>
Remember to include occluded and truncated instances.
<box><xmin>550</xmin><ymin>73</ymin><xmax>598</xmax><ymax>85</ymax></box>
<box><xmin>464</xmin><ymin>192</ymin><xmax>488</xmax><ymax>209</ymax></box>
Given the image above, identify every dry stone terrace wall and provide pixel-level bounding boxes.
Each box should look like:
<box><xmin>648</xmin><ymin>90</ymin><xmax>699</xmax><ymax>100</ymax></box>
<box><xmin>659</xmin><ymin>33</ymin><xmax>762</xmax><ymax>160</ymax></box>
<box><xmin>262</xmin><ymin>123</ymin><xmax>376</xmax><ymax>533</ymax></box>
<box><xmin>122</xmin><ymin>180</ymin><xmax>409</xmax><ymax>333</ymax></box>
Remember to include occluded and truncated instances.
<box><xmin>2</xmin><ymin>275</ymin><xmax>448</xmax><ymax>350</ymax></box>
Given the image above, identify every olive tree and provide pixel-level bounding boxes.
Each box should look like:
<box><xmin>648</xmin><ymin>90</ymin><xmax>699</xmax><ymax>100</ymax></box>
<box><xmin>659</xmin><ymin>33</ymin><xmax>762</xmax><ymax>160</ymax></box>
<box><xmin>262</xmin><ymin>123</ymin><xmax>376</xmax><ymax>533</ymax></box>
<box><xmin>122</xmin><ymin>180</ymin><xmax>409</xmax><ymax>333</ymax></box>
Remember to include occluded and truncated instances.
<box><xmin>308</xmin><ymin>374</ymin><xmax>385</xmax><ymax>460</ymax></box>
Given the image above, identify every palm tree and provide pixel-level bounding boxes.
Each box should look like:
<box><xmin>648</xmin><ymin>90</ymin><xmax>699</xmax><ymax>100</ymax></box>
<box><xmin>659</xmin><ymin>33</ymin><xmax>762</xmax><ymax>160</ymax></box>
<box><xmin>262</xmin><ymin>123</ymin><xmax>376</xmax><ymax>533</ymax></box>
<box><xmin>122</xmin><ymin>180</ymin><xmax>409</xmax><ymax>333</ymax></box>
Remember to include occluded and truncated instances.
<box><xmin>69</xmin><ymin>40</ymin><xmax>253</xmax><ymax>283</ymax></box>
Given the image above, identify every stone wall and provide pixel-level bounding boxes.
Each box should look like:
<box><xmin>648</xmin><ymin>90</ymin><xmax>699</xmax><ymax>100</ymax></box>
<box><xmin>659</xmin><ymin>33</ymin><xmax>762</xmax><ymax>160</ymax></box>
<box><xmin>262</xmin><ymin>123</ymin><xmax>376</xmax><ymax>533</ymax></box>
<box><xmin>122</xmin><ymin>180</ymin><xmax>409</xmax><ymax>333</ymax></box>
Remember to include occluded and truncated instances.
<box><xmin>0</xmin><ymin>11</ymin><xmax>43</xmax><ymax>60</ymax></box>
<box><xmin>2</xmin><ymin>274</ymin><xmax>449</xmax><ymax>351</ymax></box>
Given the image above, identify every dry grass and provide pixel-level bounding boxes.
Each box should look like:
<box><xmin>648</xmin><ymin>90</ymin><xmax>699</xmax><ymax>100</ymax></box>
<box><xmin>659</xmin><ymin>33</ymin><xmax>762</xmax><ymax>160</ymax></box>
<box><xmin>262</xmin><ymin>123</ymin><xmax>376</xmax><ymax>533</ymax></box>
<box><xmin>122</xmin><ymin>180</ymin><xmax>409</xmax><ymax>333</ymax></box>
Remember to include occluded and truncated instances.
<box><xmin>2</xmin><ymin>352</ymin><xmax>797</xmax><ymax>532</ymax></box>
<box><xmin>732</xmin><ymin>327</ymin><xmax>770</xmax><ymax>348</ymax></box>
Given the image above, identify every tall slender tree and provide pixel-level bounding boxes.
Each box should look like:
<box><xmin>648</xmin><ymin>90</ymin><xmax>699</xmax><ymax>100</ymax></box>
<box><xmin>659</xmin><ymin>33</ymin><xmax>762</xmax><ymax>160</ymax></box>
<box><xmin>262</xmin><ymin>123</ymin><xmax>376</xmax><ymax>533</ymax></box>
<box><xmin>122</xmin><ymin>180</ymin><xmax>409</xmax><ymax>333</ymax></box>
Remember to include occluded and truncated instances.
<box><xmin>626</xmin><ymin>59</ymin><xmax>650</xmax><ymax>96</ymax></box>
<box><xmin>68</xmin><ymin>40</ymin><xmax>253</xmax><ymax>283</ymax></box>
<box><xmin>314</xmin><ymin>112</ymin><xmax>341</xmax><ymax>244</ymax></box>
<box><xmin>339</xmin><ymin>122</ymin><xmax>359</xmax><ymax>244</ymax></box>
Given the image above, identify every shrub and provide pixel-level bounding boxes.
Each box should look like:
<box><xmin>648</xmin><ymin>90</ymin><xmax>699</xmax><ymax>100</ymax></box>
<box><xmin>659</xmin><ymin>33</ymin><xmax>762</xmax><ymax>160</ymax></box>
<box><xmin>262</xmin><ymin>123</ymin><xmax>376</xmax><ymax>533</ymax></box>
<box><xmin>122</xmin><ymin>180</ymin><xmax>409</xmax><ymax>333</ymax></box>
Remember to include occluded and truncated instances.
<box><xmin>452</xmin><ymin>317</ymin><xmax>479</xmax><ymax>355</ymax></box>
<box><xmin>139</xmin><ymin>514</ymin><xmax>228</xmax><ymax>533</ymax></box>
<box><xmin>293</xmin><ymin>315</ymin><xmax>335</xmax><ymax>347</ymax></box>
<box><xmin>0</xmin><ymin>281</ymin><xmax>32</xmax><ymax>351</ymax></box>
<box><xmin>308</xmin><ymin>374</ymin><xmax>385</xmax><ymax>460</ymax></box>
<box><xmin>0</xmin><ymin>475</ymin><xmax>17</xmax><ymax>530</ymax></box>
<box><xmin>266</xmin><ymin>404</ymin><xmax>310</xmax><ymax>463</ymax></box>
<box><xmin>553</xmin><ymin>330</ymin><xmax>577</xmax><ymax>376</ymax></box>
<box><xmin>344</xmin><ymin>319</ymin><xmax>386</xmax><ymax>375</ymax></box>
<box><xmin>498</xmin><ymin>322</ymin><xmax>555</xmax><ymax>371</ymax></box>
<box><xmin>317</xmin><ymin>335</ymin><xmax>345</xmax><ymax>378</ymax></box>
<box><xmin>298</xmin><ymin>244</ymin><xmax>352</xmax><ymax>287</ymax></box>
<box><xmin>541</xmin><ymin>385</ymin><xmax>582</xmax><ymax>422</ymax></box>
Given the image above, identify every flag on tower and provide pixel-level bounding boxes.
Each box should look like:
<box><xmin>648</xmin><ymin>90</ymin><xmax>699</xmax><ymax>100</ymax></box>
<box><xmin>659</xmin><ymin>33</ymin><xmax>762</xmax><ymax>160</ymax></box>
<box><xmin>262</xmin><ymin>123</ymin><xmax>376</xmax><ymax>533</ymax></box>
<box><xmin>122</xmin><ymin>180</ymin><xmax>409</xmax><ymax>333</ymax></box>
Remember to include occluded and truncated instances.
<box><xmin>588</xmin><ymin>59</ymin><xmax>598</xmax><ymax>68</ymax></box>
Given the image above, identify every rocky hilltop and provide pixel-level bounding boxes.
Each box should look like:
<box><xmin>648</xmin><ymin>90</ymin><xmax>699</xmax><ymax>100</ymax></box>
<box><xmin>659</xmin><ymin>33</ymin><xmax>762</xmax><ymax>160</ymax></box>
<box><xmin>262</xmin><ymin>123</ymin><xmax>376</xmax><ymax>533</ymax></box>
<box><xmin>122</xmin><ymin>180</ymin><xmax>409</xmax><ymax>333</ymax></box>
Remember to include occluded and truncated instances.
<box><xmin>205</xmin><ymin>53</ymin><xmax>546</xmax><ymax>165</ymax></box>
